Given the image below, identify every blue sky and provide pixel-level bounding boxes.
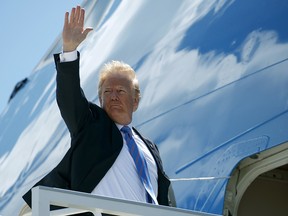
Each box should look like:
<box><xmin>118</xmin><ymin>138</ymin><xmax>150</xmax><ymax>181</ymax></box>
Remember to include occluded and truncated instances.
<box><xmin>0</xmin><ymin>0</ymin><xmax>83</xmax><ymax>114</ymax></box>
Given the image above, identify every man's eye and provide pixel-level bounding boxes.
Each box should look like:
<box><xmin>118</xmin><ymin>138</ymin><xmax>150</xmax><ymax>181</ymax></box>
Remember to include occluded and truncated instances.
<box><xmin>118</xmin><ymin>89</ymin><xmax>126</xmax><ymax>94</ymax></box>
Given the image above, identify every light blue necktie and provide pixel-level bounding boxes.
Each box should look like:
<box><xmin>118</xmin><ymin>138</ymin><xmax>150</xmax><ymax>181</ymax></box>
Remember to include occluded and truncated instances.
<box><xmin>121</xmin><ymin>126</ymin><xmax>157</xmax><ymax>204</ymax></box>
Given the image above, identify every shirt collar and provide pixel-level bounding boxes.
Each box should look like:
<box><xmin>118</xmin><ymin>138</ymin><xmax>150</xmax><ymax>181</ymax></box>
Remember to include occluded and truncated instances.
<box><xmin>115</xmin><ymin>123</ymin><xmax>132</xmax><ymax>130</ymax></box>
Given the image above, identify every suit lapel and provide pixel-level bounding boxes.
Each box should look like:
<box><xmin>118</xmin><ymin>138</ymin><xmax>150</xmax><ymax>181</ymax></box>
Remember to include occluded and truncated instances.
<box><xmin>132</xmin><ymin>127</ymin><xmax>163</xmax><ymax>170</ymax></box>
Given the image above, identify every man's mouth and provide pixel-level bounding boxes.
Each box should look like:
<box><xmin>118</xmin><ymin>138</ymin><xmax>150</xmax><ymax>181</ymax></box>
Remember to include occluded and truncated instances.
<box><xmin>110</xmin><ymin>104</ymin><xmax>121</xmax><ymax>109</ymax></box>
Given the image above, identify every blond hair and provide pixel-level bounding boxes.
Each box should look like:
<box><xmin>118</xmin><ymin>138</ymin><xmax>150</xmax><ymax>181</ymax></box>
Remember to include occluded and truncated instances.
<box><xmin>98</xmin><ymin>60</ymin><xmax>140</xmax><ymax>100</ymax></box>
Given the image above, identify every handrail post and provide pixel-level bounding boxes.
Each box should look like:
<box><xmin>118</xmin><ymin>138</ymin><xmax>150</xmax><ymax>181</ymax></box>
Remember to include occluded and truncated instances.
<box><xmin>32</xmin><ymin>186</ymin><xmax>50</xmax><ymax>216</ymax></box>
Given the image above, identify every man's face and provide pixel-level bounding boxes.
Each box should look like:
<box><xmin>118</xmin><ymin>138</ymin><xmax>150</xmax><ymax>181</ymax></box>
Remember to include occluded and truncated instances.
<box><xmin>100</xmin><ymin>73</ymin><xmax>139</xmax><ymax>125</ymax></box>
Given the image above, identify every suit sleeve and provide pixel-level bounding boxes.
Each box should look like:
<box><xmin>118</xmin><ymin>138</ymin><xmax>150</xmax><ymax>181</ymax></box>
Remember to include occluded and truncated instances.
<box><xmin>54</xmin><ymin>53</ymin><xmax>94</xmax><ymax>136</ymax></box>
<box><xmin>22</xmin><ymin>53</ymin><xmax>93</xmax><ymax>208</ymax></box>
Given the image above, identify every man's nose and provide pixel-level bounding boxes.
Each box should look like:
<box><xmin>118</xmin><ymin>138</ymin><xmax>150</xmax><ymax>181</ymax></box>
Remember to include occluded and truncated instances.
<box><xmin>110</xmin><ymin>90</ymin><xmax>119</xmax><ymax>100</ymax></box>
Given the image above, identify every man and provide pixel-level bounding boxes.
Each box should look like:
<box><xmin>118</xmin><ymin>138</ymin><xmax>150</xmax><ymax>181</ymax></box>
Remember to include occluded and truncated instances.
<box><xmin>21</xmin><ymin>6</ymin><xmax>170</xmax><ymax>215</ymax></box>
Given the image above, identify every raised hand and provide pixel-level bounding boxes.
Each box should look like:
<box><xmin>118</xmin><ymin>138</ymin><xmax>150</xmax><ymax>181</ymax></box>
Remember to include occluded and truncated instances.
<box><xmin>62</xmin><ymin>6</ymin><xmax>93</xmax><ymax>52</ymax></box>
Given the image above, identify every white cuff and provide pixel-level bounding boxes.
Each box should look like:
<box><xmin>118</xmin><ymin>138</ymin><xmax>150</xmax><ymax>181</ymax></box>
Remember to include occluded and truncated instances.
<box><xmin>60</xmin><ymin>50</ymin><xmax>78</xmax><ymax>62</ymax></box>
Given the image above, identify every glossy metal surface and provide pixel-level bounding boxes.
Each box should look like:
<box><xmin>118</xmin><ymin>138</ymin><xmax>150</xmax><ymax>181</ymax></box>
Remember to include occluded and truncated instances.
<box><xmin>1</xmin><ymin>0</ymin><xmax>288</xmax><ymax>215</ymax></box>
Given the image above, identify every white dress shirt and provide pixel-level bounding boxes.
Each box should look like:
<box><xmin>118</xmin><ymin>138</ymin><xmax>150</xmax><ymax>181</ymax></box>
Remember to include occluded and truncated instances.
<box><xmin>91</xmin><ymin>124</ymin><xmax>158</xmax><ymax>204</ymax></box>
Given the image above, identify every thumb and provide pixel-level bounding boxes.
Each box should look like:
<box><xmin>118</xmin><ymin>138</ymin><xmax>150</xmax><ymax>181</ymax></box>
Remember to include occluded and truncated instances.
<box><xmin>83</xmin><ymin>27</ymin><xmax>93</xmax><ymax>38</ymax></box>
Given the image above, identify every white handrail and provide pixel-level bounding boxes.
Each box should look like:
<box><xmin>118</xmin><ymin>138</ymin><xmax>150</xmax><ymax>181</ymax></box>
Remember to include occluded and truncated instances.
<box><xmin>31</xmin><ymin>186</ymin><xmax>220</xmax><ymax>216</ymax></box>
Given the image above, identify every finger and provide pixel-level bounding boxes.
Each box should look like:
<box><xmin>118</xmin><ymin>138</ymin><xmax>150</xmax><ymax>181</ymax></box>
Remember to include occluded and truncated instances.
<box><xmin>79</xmin><ymin>8</ymin><xmax>85</xmax><ymax>27</ymax></box>
<box><xmin>70</xmin><ymin>7</ymin><xmax>76</xmax><ymax>23</ymax></box>
<box><xmin>74</xmin><ymin>5</ymin><xmax>81</xmax><ymax>23</ymax></box>
<box><xmin>64</xmin><ymin>12</ymin><xmax>69</xmax><ymax>28</ymax></box>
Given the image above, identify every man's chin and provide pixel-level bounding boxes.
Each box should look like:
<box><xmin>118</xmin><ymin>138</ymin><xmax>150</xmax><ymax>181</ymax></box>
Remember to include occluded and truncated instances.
<box><xmin>110</xmin><ymin>113</ymin><xmax>131</xmax><ymax>125</ymax></box>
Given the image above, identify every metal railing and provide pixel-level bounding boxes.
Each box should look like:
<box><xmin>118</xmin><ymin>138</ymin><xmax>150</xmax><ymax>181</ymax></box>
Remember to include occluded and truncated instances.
<box><xmin>29</xmin><ymin>186</ymin><xmax>220</xmax><ymax>216</ymax></box>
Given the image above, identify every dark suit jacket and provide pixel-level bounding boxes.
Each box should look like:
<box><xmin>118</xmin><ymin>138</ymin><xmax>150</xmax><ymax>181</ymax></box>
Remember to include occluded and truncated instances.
<box><xmin>23</xmin><ymin>53</ymin><xmax>170</xmax><ymax>213</ymax></box>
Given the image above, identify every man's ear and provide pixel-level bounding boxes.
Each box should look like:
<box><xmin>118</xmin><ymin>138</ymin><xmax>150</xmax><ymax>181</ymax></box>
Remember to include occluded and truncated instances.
<box><xmin>133</xmin><ymin>96</ymin><xmax>139</xmax><ymax>112</ymax></box>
